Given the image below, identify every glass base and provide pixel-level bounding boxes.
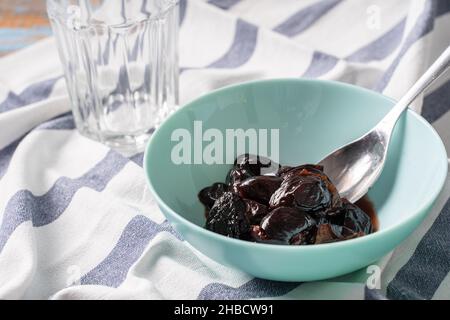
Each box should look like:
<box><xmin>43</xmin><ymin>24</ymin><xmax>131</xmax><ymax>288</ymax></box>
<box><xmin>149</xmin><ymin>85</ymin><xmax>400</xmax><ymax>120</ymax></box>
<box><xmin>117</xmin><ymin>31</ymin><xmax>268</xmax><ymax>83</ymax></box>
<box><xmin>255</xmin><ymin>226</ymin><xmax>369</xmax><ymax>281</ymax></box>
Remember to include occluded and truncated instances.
<box><xmin>79</xmin><ymin>126</ymin><xmax>154</xmax><ymax>156</ymax></box>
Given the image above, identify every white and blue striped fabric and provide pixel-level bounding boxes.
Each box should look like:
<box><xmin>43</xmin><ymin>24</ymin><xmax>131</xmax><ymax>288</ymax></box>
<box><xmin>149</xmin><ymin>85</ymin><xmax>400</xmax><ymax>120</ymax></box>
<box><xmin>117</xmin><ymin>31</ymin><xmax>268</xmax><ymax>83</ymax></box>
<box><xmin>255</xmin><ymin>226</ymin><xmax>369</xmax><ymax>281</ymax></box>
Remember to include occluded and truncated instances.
<box><xmin>0</xmin><ymin>0</ymin><xmax>450</xmax><ymax>300</ymax></box>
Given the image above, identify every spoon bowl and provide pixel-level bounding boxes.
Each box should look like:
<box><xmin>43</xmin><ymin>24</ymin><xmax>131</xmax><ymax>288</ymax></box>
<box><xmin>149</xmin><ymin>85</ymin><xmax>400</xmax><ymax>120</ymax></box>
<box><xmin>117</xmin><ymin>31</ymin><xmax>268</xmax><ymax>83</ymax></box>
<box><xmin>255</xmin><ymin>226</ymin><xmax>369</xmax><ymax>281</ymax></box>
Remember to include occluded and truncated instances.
<box><xmin>320</xmin><ymin>46</ymin><xmax>450</xmax><ymax>202</ymax></box>
<box><xmin>319</xmin><ymin>130</ymin><xmax>388</xmax><ymax>202</ymax></box>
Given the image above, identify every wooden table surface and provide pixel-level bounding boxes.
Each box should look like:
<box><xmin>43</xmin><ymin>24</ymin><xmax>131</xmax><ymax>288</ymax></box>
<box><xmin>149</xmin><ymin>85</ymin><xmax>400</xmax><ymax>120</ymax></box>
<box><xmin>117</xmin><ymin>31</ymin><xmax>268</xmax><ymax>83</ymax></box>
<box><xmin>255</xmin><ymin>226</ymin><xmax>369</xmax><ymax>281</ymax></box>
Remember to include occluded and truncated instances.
<box><xmin>0</xmin><ymin>1</ymin><xmax>51</xmax><ymax>56</ymax></box>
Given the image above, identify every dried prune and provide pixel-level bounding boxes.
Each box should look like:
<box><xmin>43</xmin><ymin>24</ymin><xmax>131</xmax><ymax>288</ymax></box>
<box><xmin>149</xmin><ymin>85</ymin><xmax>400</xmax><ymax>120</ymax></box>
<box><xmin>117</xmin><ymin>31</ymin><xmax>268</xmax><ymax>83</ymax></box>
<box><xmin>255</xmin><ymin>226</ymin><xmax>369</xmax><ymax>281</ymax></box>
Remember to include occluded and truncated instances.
<box><xmin>259</xmin><ymin>207</ymin><xmax>316</xmax><ymax>244</ymax></box>
<box><xmin>198</xmin><ymin>182</ymin><xmax>228</xmax><ymax>209</ymax></box>
<box><xmin>206</xmin><ymin>192</ymin><xmax>250</xmax><ymax>239</ymax></box>
<box><xmin>244</xmin><ymin>199</ymin><xmax>269</xmax><ymax>224</ymax></box>
<box><xmin>269</xmin><ymin>174</ymin><xmax>332</xmax><ymax>214</ymax></box>
<box><xmin>236</xmin><ymin>175</ymin><xmax>282</xmax><ymax>205</ymax></box>
<box><xmin>235</xmin><ymin>154</ymin><xmax>280</xmax><ymax>176</ymax></box>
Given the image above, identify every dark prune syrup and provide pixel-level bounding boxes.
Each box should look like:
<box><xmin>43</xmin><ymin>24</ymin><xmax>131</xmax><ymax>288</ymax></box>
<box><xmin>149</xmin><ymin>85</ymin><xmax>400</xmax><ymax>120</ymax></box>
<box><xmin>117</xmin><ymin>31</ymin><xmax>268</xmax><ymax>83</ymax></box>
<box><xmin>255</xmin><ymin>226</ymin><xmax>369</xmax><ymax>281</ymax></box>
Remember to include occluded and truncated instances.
<box><xmin>198</xmin><ymin>154</ymin><xmax>378</xmax><ymax>245</ymax></box>
<box><xmin>355</xmin><ymin>195</ymin><xmax>378</xmax><ymax>232</ymax></box>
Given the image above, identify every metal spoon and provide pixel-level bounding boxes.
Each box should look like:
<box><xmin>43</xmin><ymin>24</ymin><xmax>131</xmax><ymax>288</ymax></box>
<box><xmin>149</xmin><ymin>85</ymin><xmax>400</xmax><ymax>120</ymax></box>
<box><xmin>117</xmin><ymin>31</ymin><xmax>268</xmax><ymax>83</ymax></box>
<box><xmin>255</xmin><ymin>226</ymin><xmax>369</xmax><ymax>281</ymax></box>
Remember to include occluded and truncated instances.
<box><xmin>319</xmin><ymin>45</ymin><xmax>450</xmax><ymax>203</ymax></box>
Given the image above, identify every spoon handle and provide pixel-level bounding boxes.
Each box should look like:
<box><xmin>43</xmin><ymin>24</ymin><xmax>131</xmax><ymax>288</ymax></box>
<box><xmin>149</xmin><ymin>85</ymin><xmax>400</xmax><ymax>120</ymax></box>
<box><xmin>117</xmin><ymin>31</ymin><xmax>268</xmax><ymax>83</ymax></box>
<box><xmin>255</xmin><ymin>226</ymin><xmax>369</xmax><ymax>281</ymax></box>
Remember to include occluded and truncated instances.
<box><xmin>377</xmin><ymin>45</ymin><xmax>450</xmax><ymax>135</ymax></box>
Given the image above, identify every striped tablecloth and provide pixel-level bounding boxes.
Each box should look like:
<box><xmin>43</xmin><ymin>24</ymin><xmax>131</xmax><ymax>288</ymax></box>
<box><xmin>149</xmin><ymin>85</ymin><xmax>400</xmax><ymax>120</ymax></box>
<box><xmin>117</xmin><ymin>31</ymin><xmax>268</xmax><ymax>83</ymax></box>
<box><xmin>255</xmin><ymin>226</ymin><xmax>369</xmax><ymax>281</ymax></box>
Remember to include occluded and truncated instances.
<box><xmin>0</xmin><ymin>0</ymin><xmax>449</xmax><ymax>300</ymax></box>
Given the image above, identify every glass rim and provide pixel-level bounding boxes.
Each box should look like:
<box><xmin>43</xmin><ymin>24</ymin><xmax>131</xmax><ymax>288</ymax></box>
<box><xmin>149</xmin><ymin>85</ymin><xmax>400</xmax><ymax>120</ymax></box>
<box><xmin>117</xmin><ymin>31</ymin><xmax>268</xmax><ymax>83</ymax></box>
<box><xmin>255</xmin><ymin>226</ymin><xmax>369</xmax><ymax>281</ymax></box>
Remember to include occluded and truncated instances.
<box><xmin>47</xmin><ymin>0</ymin><xmax>180</xmax><ymax>26</ymax></box>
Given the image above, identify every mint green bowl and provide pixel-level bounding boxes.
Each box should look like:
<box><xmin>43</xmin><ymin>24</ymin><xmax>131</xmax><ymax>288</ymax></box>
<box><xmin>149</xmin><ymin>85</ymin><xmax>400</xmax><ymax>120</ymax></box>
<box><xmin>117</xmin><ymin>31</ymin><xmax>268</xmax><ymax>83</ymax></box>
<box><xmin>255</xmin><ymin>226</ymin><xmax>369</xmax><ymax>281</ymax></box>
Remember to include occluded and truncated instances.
<box><xmin>144</xmin><ymin>79</ymin><xmax>448</xmax><ymax>281</ymax></box>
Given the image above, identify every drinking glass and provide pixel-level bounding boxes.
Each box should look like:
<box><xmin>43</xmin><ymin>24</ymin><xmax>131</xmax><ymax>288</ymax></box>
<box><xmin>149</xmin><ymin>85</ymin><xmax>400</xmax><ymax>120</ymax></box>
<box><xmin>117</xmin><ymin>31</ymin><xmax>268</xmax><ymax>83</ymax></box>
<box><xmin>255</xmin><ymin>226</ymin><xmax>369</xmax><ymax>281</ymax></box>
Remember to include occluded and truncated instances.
<box><xmin>47</xmin><ymin>0</ymin><xmax>179</xmax><ymax>152</ymax></box>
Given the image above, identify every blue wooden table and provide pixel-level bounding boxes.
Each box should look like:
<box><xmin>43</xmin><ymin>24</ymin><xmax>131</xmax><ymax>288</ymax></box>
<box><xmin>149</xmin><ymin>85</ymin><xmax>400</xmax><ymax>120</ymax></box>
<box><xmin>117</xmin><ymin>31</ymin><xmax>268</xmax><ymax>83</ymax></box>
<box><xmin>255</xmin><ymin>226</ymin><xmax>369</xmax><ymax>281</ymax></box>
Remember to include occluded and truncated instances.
<box><xmin>0</xmin><ymin>1</ymin><xmax>52</xmax><ymax>56</ymax></box>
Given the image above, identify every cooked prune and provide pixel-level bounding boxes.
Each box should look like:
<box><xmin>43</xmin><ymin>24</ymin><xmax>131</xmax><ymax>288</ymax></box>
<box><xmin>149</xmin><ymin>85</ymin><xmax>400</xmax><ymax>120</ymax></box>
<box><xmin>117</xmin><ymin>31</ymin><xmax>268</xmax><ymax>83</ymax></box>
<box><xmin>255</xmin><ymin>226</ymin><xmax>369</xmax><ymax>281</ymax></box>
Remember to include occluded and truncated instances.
<box><xmin>314</xmin><ymin>223</ymin><xmax>342</xmax><ymax>244</ymax></box>
<box><xmin>198</xmin><ymin>154</ymin><xmax>377</xmax><ymax>245</ymax></box>
<box><xmin>276</xmin><ymin>166</ymin><xmax>293</xmax><ymax>177</ymax></box>
<box><xmin>226</xmin><ymin>167</ymin><xmax>254</xmax><ymax>188</ymax></box>
<box><xmin>250</xmin><ymin>225</ymin><xmax>272</xmax><ymax>243</ymax></box>
<box><xmin>314</xmin><ymin>222</ymin><xmax>365</xmax><ymax>244</ymax></box>
<box><xmin>331</xmin><ymin>200</ymin><xmax>372</xmax><ymax>236</ymax></box>
<box><xmin>206</xmin><ymin>192</ymin><xmax>250</xmax><ymax>239</ymax></box>
<box><xmin>198</xmin><ymin>182</ymin><xmax>228</xmax><ymax>209</ymax></box>
<box><xmin>355</xmin><ymin>196</ymin><xmax>378</xmax><ymax>231</ymax></box>
<box><xmin>278</xmin><ymin>164</ymin><xmax>324</xmax><ymax>178</ymax></box>
<box><xmin>250</xmin><ymin>224</ymin><xmax>311</xmax><ymax>244</ymax></box>
<box><xmin>244</xmin><ymin>199</ymin><xmax>269</xmax><ymax>224</ymax></box>
<box><xmin>269</xmin><ymin>174</ymin><xmax>332</xmax><ymax>214</ymax></box>
<box><xmin>290</xmin><ymin>226</ymin><xmax>317</xmax><ymax>245</ymax></box>
<box><xmin>235</xmin><ymin>154</ymin><xmax>280</xmax><ymax>176</ymax></box>
<box><xmin>314</xmin><ymin>202</ymin><xmax>372</xmax><ymax>244</ymax></box>
<box><xmin>259</xmin><ymin>207</ymin><xmax>316</xmax><ymax>245</ymax></box>
<box><xmin>236</xmin><ymin>175</ymin><xmax>282</xmax><ymax>205</ymax></box>
<box><xmin>279</xmin><ymin>164</ymin><xmax>342</xmax><ymax>209</ymax></box>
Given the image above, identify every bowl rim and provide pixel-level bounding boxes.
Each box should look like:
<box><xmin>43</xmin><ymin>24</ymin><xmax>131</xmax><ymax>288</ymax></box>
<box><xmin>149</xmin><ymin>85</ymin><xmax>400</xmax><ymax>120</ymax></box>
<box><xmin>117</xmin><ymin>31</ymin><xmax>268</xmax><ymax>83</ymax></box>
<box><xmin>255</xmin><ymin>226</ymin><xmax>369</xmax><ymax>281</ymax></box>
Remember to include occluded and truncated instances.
<box><xmin>144</xmin><ymin>78</ymin><xmax>448</xmax><ymax>251</ymax></box>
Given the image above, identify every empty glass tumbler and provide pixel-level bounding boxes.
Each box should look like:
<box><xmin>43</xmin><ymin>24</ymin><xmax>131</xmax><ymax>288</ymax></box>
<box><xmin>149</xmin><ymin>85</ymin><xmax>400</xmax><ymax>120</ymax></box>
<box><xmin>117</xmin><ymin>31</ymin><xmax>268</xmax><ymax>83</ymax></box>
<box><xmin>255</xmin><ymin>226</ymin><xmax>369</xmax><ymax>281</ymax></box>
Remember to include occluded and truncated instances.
<box><xmin>47</xmin><ymin>0</ymin><xmax>179</xmax><ymax>152</ymax></box>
